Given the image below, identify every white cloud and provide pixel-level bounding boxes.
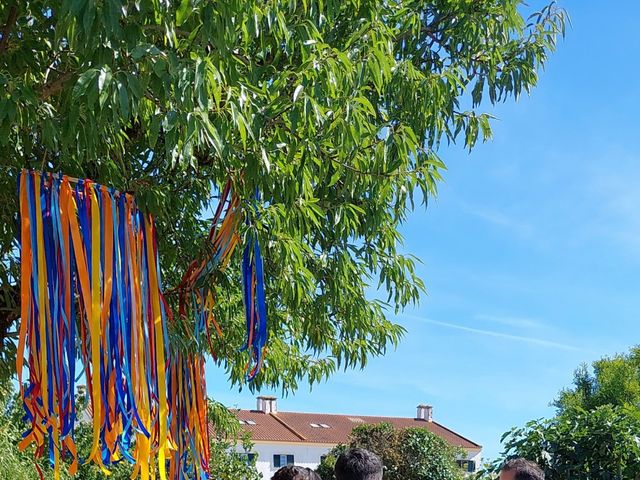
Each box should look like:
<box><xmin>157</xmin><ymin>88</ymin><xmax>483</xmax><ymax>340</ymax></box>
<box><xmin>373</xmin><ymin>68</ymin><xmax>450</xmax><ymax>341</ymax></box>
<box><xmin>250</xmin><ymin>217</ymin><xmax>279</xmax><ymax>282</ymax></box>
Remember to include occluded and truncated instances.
<box><xmin>474</xmin><ymin>313</ymin><xmax>544</xmax><ymax>330</ymax></box>
<box><xmin>405</xmin><ymin>314</ymin><xmax>588</xmax><ymax>352</ymax></box>
<box><xmin>581</xmin><ymin>159</ymin><xmax>640</xmax><ymax>259</ymax></box>
<box><xmin>456</xmin><ymin>201</ymin><xmax>534</xmax><ymax>238</ymax></box>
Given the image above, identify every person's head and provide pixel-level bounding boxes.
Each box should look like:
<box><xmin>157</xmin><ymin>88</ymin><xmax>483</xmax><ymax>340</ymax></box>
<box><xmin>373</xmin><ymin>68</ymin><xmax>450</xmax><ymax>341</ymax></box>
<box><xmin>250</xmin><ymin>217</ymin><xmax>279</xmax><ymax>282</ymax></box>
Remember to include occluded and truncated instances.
<box><xmin>499</xmin><ymin>458</ymin><xmax>545</xmax><ymax>480</ymax></box>
<box><xmin>271</xmin><ymin>465</ymin><xmax>321</xmax><ymax>480</ymax></box>
<box><xmin>334</xmin><ymin>448</ymin><xmax>383</xmax><ymax>480</ymax></box>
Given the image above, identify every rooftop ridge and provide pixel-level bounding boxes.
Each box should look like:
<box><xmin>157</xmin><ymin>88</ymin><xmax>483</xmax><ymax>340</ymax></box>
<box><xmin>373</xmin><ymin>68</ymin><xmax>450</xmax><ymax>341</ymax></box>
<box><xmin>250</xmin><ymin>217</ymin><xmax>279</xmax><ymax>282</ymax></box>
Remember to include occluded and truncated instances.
<box><xmin>238</xmin><ymin>409</ymin><xmax>422</xmax><ymax>418</ymax></box>
<box><xmin>269</xmin><ymin>413</ymin><xmax>307</xmax><ymax>441</ymax></box>
<box><xmin>234</xmin><ymin>408</ymin><xmax>481</xmax><ymax>449</ymax></box>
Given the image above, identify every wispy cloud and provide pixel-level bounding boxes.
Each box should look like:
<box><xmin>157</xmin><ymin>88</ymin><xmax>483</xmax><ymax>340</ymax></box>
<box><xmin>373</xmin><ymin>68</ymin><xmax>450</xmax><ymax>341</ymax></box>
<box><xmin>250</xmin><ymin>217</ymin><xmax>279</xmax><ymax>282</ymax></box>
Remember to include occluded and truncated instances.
<box><xmin>457</xmin><ymin>201</ymin><xmax>534</xmax><ymax>238</ymax></box>
<box><xmin>405</xmin><ymin>314</ymin><xmax>587</xmax><ymax>352</ymax></box>
<box><xmin>474</xmin><ymin>314</ymin><xmax>544</xmax><ymax>330</ymax></box>
<box><xmin>581</xmin><ymin>160</ymin><xmax>640</xmax><ymax>259</ymax></box>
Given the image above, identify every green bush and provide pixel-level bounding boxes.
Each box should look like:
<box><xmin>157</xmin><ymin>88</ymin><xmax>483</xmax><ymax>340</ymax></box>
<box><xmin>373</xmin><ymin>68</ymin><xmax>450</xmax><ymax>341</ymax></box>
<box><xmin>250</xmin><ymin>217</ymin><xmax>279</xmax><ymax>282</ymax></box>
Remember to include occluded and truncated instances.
<box><xmin>316</xmin><ymin>423</ymin><xmax>464</xmax><ymax>480</ymax></box>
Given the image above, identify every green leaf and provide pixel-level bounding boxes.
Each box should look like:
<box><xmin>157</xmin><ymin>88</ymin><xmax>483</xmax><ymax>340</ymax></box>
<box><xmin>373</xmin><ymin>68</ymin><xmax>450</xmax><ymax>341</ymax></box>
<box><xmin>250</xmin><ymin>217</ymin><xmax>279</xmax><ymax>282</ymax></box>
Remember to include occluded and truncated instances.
<box><xmin>117</xmin><ymin>81</ymin><xmax>130</xmax><ymax>118</ymax></box>
<box><xmin>176</xmin><ymin>0</ymin><xmax>192</xmax><ymax>26</ymax></box>
<box><xmin>261</xmin><ymin>147</ymin><xmax>271</xmax><ymax>173</ymax></box>
<box><xmin>72</xmin><ymin>68</ymin><xmax>99</xmax><ymax>103</ymax></box>
<box><xmin>98</xmin><ymin>67</ymin><xmax>113</xmax><ymax>107</ymax></box>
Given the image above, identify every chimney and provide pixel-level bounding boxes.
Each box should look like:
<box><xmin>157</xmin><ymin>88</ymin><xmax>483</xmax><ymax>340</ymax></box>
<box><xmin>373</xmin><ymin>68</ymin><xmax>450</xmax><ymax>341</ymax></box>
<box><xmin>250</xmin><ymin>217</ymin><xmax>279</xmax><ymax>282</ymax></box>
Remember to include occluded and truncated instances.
<box><xmin>256</xmin><ymin>396</ymin><xmax>278</xmax><ymax>414</ymax></box>
<box><xmin>416</xmin><ymin>404</ymin><xmax>433</xmax><ymax>422</ymax></box>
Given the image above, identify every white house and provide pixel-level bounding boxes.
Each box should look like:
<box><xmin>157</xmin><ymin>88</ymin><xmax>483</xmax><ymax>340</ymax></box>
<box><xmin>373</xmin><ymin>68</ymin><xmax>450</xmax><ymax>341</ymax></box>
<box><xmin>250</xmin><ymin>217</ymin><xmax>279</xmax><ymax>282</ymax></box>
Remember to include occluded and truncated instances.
<box><xmin>234</xmin><ymin>396</ymin><xmax>482</xmax><ymax>479</ymax></box>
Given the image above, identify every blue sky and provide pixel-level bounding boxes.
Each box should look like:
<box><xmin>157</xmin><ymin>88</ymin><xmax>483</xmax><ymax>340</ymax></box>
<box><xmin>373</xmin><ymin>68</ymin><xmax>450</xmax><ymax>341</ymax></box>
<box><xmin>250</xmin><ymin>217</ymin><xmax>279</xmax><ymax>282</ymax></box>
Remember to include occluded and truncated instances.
<box><xmin>206</xmin><ymin>1</ymin><xmax>640</xmax><ymax>460</ymax></box>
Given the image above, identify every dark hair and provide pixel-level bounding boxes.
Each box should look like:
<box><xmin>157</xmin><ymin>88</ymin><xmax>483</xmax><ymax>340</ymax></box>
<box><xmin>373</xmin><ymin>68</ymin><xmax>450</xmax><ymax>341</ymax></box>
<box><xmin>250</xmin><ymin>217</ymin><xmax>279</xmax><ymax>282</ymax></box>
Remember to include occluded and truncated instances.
<box><xmin>501</xmin><ymin>458</ymin><xmax>545</xmax><ymax>480</ymax></box>
<box><xmin>271</xmin><ymin>465</ymin><xmax>321</xmax><ymax>480</ymax></box>
<box><xmin>334</xmin><ymin>448</ymin><xmax>383</xmax><ymax>480</ymax></box>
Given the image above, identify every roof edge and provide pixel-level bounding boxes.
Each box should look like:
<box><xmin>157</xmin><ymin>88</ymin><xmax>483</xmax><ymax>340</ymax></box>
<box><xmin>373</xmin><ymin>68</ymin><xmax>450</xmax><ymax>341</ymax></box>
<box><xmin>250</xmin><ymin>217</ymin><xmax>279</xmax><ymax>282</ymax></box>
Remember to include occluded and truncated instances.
<box><xmin>431</xmin><ymin>420</ymin><xmax>482</xmax><ymax>449</ymax></box>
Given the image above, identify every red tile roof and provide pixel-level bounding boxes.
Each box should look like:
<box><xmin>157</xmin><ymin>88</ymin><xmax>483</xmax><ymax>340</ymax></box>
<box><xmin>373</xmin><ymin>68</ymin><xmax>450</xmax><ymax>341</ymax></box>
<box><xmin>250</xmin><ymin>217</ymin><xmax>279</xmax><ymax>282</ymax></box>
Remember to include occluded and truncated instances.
<box><xmin>232</xmin><ymin>409</ymin><xmax>303</xmax><ymax>443</ymax></box>
<box><xmin>234</xmin><ymin>410</ymin><xmax>481</xmax><ymax>450</ymax></box>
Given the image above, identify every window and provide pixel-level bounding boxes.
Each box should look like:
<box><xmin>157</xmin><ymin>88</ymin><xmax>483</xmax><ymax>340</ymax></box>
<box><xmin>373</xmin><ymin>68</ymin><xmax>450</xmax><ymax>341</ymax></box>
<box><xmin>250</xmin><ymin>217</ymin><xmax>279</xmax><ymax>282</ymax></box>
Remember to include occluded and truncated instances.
<box><xmin>456</xmin><ymin>460</ymin><xmax>476</xmax><ymax>473</ymax></box>
<box><xmin>310</xmin><ymin>422</ymin><xmax>330</xmax><ymax>428</ymax></box>
<box><xmin>237</xmin><ymin>453</ymin><xmax>257</xmax><ymax>465</ymax></box>
<box><xmin>273</xmin><ymin>454</ymin><xmax>295</xmax><ymax>468</ymax></box>
<box><xmin>246</xmin><ymin>420</ymin><xmax>257</xmax><ymax>425</ymax></box>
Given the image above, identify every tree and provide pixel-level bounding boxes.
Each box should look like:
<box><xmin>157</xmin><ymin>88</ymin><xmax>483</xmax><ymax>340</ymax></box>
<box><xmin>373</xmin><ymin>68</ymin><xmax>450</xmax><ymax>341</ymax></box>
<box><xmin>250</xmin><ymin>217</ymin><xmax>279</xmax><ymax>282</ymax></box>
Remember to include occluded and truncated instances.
<box><xmin>480</xmin><ymin>406</ymin><xmax>640</xmax><ymax>480</ymax></box>
<box><xmin>317</xmin><ymin>422</ymin><xmax>464</xmax><ymax>480</ymax></box>
<box><xmin>207</xmin><ymin>399</ymin><xmax>262</xmax><ymax>480</ymax></box>
<box><xmin>554</xmin><ymin>346</ymin><xmax>640</xmax><ymax>413</ymax></box>
<box><xmin>316</xmin><ymin>444</ymin><xmax>347</xmax><ymax>480</ymax></box>
<box><xmin>476</xmin><ymin>347</ymin><xmax>640</xmax><ymax>480</ymax></box>
<box><xmin>0</xmin><ymin>1</ymin><xmax>566</xmax><ymax>388</ymax></box>
<box><xmin>209</xmin><ymin>436</ymin><xmax>261</xmax><ymax>480</ymax></box>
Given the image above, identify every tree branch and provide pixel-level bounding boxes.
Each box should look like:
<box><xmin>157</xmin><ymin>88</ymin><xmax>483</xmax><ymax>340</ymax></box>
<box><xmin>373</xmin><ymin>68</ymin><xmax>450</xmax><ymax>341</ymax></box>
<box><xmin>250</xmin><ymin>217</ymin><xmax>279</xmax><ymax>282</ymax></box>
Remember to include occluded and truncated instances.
<box><xmin>40</xmin><ymin>70</ymin><xmax>75</xmax><ymax>100</ymax></box>
<box><xmin>142</xmin><ymin>24</ymin><xmax>190</xmax><ymax>38</ymax></box>
<box><xmin>0</xmin><ymin>283</ymin><xmax>19</xmax><ymax>347</ymax></box>
<box><xmin>0</xmin><ymin>6</ymin><xmax>18</xmax><ymax>55</ymax></box>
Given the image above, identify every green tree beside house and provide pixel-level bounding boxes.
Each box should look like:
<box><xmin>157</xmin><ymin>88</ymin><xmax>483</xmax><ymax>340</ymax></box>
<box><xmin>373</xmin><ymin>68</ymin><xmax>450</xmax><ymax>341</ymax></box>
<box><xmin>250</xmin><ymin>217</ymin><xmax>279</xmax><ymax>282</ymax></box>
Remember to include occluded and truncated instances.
<box><xmin>317</xmin><ymin>422</ymin><xmax>465</xmax><ymax>480</ymax></box>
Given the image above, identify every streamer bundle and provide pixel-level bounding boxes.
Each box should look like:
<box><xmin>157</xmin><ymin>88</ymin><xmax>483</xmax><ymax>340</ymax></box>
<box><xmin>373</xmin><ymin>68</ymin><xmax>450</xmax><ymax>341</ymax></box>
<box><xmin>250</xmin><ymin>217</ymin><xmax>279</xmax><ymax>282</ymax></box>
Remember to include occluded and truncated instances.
<box><xmin>176</xmin><ymin>180</ymin><xmax>268</xmax><ymax>380</ymax></box>
<box><xmin>177</xmin><ymin>179</ymin><xmax>241</xmax><ymax>351</ymax></box>
<box><xmin>17</xmin><ymin>170</ymin><xmax>171</xmax><ymax>479</ymax></box>
<box><xmin>17</xmin><ymin>170</ymin><xmax>268</xmax><ymax>480</ymax></box>
<box><xmin>240</xmin><ymin>189</ymin><xmax>268</xmax><ymax>380</ymax></box>
<box><xmin>167</xmin><ymin>351</ymin><xmax>210</xmax><ymax>480</ymax></box>
<box><xmin>167</xmin><ymin>180</ymin><xmax>268</xmax><ymax>479</ymax></box>
<box><xmin>167</xmin><ymin>180</ymin><xmax>241</xmax><ymax>480</ymax></box>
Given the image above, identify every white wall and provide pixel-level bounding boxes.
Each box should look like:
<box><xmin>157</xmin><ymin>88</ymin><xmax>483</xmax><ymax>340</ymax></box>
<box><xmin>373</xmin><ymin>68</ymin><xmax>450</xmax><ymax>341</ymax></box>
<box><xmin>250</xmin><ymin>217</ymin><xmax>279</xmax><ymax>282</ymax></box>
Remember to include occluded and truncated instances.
<box><xmin>459</xmin><ymin>449</ymin><xmax>483</xmax><ymax>475</ymax></box>
<box><xmin>469</xmin><ymin>449</ymin><xmax>482</xmax><ymax>468</ymax></box>
<box><xmin>238</xmin><ymin>442</ymin><xmax>333</xmax><ymax>480</ymax></box>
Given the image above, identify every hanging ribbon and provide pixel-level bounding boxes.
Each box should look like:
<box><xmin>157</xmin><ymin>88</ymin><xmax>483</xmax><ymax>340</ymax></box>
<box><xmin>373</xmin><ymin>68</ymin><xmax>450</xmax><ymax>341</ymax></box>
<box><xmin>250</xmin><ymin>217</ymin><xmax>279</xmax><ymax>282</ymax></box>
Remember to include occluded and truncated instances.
<box><xmin>176</xmin><ymin>179</ymin><xmax>241</xmax><ymax>352</ymax></box>
<box><xmin>167</xmin><ymin>349</ymin><xmax>211</xmax><ymax>480</ymax></box>
<box><xmin>166</xmin><ymin>180</ymin><xmax>268</xmax><ymax>478</ymax></box>
<box><xmin>168</xmin><ymin>179</ymin><xmax>240</xmax><ymax>479</ymax></box>
<box><xmin>17</xmin><ymin>170</ymin><xmax>269</xmax><ymax>479</ymax></box>
<box><xmin>175</xmin><ymin>180</ymin><xmax>268</xmax><ymax>379</ymax></box>
<box><xmin>239</xmin><ymin>188</ymin><xmax>268</xmax><ymax>380</ymax></box>
<box><xmin>17</xmin><ymin>170</ymin><xmax>171</xmax><ymax>479</ymax></box>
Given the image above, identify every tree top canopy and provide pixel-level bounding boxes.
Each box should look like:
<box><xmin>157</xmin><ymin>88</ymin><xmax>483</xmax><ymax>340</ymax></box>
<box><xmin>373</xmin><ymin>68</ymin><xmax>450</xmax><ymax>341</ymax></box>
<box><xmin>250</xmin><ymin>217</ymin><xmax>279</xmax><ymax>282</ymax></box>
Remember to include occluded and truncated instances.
<box><xmin>0</xmin><ymin>0</ymin><xmax>566</xmax><ymax>389</ymax></box>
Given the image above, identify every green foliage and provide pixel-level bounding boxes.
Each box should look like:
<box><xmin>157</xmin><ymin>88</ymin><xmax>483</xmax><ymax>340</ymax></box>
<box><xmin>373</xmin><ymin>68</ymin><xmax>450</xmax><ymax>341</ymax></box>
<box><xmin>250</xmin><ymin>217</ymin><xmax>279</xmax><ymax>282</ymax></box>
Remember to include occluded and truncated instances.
<box><xmin>0</xmin><ymin>0</ymin><xmax>566</xmax><ymax>389</ymax></box>
<box><xmin>397</xmin><ymin>428</ymin><xmax>465</xmax><ymax>480</ymax></box>
<box><xmin>0</xmin><ymin>381</ymin><xmax>43</xmax><ymax>480</ymax></box>
<box><xmin>476</xmin><ymin>347</ymin><xmax>640</xmax><ymax>480</ymax></box>
<box><xmin>0</xmin><ymin>382</ymin><xmax>84</xmax><ymax>479</ymax></box>
<box><xmin>480</xmin><ymin>406</ymin><xmax>640</xmax><ymax>480</ymax></box>
<box><xmin>555</xmin><ymin>346</ymin><xmax>640</xmax><ymax>413</ymax></box>
<box><xmin>210</xmin><ymin>434</ymin><xmax>261</xmax><ymax>480</ymax></box>
<box><xmin>317</xmin><ymin>423</ymin><xmax>464</xmax><ymax>480</ymax></box>
<box><xmin>71</xmin><ymin>423</ymin><xmax>134</xmax><ymax>480</ymax></box>
<box><xmin>207</xmin><ymin>400</ymin><xmax>262</xmax><ymax>480</ymax></box>
<box><xmin>316</xmin><ymin>444</ymin><xmax>347</xmax><ymax>480</ymax></box>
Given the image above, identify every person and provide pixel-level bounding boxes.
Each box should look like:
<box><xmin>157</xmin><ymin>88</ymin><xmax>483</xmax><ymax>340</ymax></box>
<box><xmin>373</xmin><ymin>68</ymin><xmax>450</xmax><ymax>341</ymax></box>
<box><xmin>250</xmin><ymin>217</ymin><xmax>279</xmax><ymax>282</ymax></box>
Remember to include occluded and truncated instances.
<box><xmin>499</xmin><ymin>458</ymin><xmax>545</xmax><ymax>480</ymax></box>
<box><xmin>271</xmin><ymin>465</ymin><xmax>321</xmax><ymax>480</ymax></box>
<box><xmin>334</xmin><ymin>448</ymin><xmax>383</xmax><ymax>480</ymax></box>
